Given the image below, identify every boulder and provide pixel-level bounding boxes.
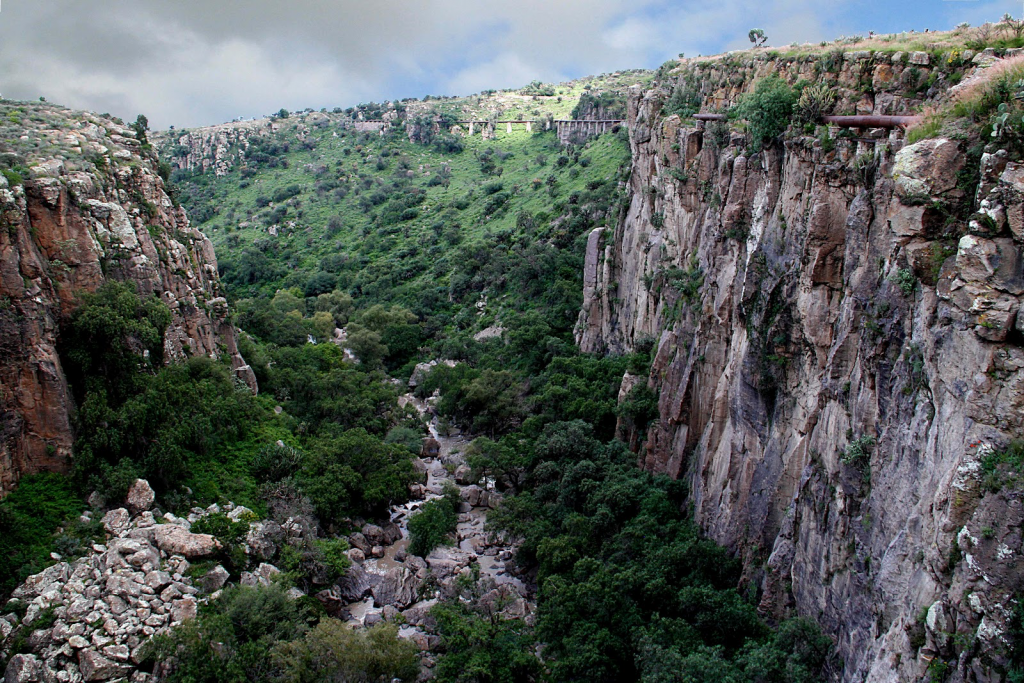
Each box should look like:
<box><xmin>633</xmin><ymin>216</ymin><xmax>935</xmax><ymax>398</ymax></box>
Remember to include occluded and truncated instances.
<box><xmin>125</xmin><ymin>479</ymin><xmax>155</xmax><ymax>515</ymax></box>
<box><xmin>335</xmin><ymin>564</ymin><xmax>376</xmax><ymax>601</ymax></box>
<box><xmin>150</xmin><ymin>525</ymin><xmax>221</xmax><ymax>558</ymax></box>
<box><xmin>201</xmin><ymin>565</ymin><xmax>230</xmax><ymax>592</ymax></box>
<box><xmin>362</xmin><ymin>524</ymin><xmax>386</xmax><ymax>545</ymax></box>
<box><xmin>226</xmin><ymin>505</ymin><xmax>254</xmax><ymax>522</ymax></box>
<box><xmin>349</xmin><ymin>532</ymin><xmax>370</xmax><ymax>553</ymax></box>
<box><xmin>893</xmin><ymin>138</ymin><xmax>964</xmax><ymax>198</ymax></box>
<box><xmin>420</xmin><ymin>437</ymin><xmax>440</xmax><ymax>457</ymax></box>
<box><xmin>454</xmin><ymin>465</ymin><xmax>474</xmax><ymax>485</ymax></box>
<box><xmin>170</xmin><ymin>596</ymin><xmax>197</xmax><ymax>622</ymax></box>
<box><xmin>461</xmin><ymin>485</ymin><xmax>484</xmax><ymax>507</ymax></box>
<box><xmin>12</xmin><ymin>562</ymin><xmax>70</xmax><ymax>600</ymax></box>
<box><xmin>254</xmin><ymin>563</ymin><xmax>281</xmax><ymax>586</ymax></box>
<box><xmin>346</xmin><ymin>548</ymin><xmax>366</xmax><ymax>564</ymax></box>
<box><xmin>245</xmin><ymin>520</ymin><xmax>283</xmax><ymax>560</ymax></box>
<box><xmin>101</xmin><ymin>508</ymin><xmax>131</xmax><ymax>536</ymax></box>
<box><xmin>79</xmin><ymin>650</ymin><xmax>129</xmax><ymax>681</ymax></box>
<box><xmin>3</xmin><ymin>653</ymin><xmax>40</xmax><ymax>683</ymax></box>
<box><xmin>371</xmin><ymin>567</ymin><xmax>421</xmax><ymax>610</ymax></box>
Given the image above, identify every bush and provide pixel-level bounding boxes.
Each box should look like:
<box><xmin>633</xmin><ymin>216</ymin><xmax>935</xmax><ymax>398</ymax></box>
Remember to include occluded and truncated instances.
<box><xmin>271</xmin><ymin>620</ymin><xmax>419</xmax><ymax>682</ymax></box>
<box><xmin>250</xmin><ymin>443</ymin><xmax>304</xmax><ymax>483</ymax></box>
<box><xmin>299</xmin><ymin>427</ymin><xmax>414</xmax><ymax>526</ymax></box>
<box><xmin>732</xmin><ymin>74</ymin><xmax>796</xmax><ymax>151</ymax></box>
<box><xmin>61</xmin><ymin>281</ymin><xmax>171</xmax><ymax>406</ymax></box>
<box><xmin>408</xmin><ymin>482</ymin><xmax>461</xmax><ymax>557</ymax></box>
<box><xmin>0</xmin><ymin>474</ymin><xmax>90</xmax><ymax>599</ymax></box>
<box><xmin>142</xmin><ymin>584</ymin><xmax>312</xmax><ymax>682</ymax></box>
<box><xmin>384</xmin><ymin>426</ymin><xmax>425</xmax><ymax>454</ymax></box>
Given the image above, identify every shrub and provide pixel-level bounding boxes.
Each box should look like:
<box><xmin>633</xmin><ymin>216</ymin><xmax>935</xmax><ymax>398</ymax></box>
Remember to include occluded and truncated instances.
<box><xmin>408</xmin><ymin>482</ymin><xmax>461</xmax><ymax>557</ymax></box>
<box><xmin>841</xmin><ymin>435</ymin><xmax>876</xmax><ymax>470</ymax></box>
<box><xmin>385</xmin><ymin>426</ymin><xmax>425</xmax><ymax>454</ymax></box>
<box><xmin>665</xmin><ymin>82</ymin><xmax>702</xmax><ymax>118</ymax></box>
<box><xmin>732</xmin><ymin>74</ymin><xmax>796</xmax><ymax>151</ymax></box>
<box><xmin>0</xmin><ymin>474</ymin><xmax>90</xmax><ymax>599</ymax></box>
<box><xmin>142</xmin><ymin>584</ymin><xmax>311</xmax><ymax>682</ymax></box>
<box><xmin>250</xmin><ymin>443</ymin><xmax>303</xmax><ymax>483</ymax></box>
<box><xmin>892</xmin><ymin>267</ymin><xmax>917</xmax><ymax>296</ymax></box>
<box><xmin>271</xmin><ymin>621</ymin><xmax>419</xmax><ymax>682</ymax></box>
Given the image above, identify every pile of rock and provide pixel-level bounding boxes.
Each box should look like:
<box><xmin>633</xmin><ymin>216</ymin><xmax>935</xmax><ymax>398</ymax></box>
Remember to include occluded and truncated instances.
<box><xmin>2</xmin><ymin>481</ymin><xmax>231</xmax><ymax>683</ymax></box>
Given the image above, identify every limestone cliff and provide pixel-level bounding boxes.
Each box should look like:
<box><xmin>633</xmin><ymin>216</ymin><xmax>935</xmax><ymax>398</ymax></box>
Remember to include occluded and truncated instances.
<box><xmin>577</xmin><ymin>49</ymin><xmax>1024</xmax><ymax>681</ymax></box>
<box><xmin>0</xmin><ymin>102</ymin><xmax>255</xmax><ymax>495</ymax></box>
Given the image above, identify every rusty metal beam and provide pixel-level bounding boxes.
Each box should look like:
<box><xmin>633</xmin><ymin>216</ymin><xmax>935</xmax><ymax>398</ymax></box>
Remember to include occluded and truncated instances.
<box><xmin>822</xmin><ymin>115</ymin><xmax>921</xmax><ymax>128</ymax></box>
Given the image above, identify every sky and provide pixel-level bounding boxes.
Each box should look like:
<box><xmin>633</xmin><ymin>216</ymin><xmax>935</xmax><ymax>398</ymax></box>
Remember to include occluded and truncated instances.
<box><xmin>1</xmin><ymin>0</ymin><xmax>1021</xmax><ymax>129</ymax></box>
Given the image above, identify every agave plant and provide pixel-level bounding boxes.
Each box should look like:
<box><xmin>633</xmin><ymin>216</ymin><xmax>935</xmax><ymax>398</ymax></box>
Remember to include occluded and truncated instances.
<box><xmin>795</xmin><ymin>83</ymin><xmax>837</xmax><ymax>123</ymax></box>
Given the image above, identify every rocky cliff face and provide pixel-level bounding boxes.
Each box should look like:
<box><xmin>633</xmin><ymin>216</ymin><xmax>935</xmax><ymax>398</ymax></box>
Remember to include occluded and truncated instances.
<box><xmin>577</xmin><ymin>50</ymin><xmax>1024</xmax><ymax>681</ymax></box>
<box><xmin>0</xmin><ymin>102</ymin><xmax>255</xmax><ymax>495</ymax></box>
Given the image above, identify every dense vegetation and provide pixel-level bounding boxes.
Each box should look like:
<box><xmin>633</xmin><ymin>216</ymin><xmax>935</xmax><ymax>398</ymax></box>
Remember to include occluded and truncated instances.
<box><xmin>3</xmin><ymin>76</ymin><xmax>834</xmax><ymax>681</ymax></box>
<box><xmin>142</xmin><ymin>584</ymin><xmax>420</xmax><ymax>682</ymax></box>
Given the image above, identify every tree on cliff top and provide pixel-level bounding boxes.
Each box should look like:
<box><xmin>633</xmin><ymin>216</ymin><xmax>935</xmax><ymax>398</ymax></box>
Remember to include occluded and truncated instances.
<box><xmin>748</xmin><ymin>28</ymin><xmax>768</xmax><ymax>47</ymax></box>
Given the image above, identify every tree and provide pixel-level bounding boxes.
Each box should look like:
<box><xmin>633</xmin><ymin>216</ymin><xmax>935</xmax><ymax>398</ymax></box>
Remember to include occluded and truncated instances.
<box><xmin>61</xmin><ymin>281</ymin><xmax>171</xmax><ymax>406</ymax></box>
<box><xmin>277</xmin><ymin>108</ymin><xmax>291</xmax><ymax>119</ymax></box>
<box><xmin>271</xmin><ymin>621</ymin><xmax>419</xmax><ymax>682</ymax></box>
<box><xmin>1003</xmin><ymin>13</ymin><xmax>1024</xmax><ymax>40</ymax></box>
<box><xmin>748</xmin><ymin>28</ymin><xmax>768</xmax><ymax>47</ymax></box>
<box><xmin>130</xmin><ymin>114</ymin><xmax>150</xmax><ymax>147</ymax></box>
<box><xmin>408</xmin><ymin>482</ymin><xmax>461</xmax><ymax>556</ymax></box>
<box><xmin>731</xmin><ymin>73</ymin><xmax>796</xmax><ymax>151</ymax></box>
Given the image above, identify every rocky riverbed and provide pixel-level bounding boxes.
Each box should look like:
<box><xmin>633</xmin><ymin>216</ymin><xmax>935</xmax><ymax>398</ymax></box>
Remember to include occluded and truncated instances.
<box><xmin>330</xmin><ymin>392</ymin><xmax>533</xmax><ymax>663</ymax></box>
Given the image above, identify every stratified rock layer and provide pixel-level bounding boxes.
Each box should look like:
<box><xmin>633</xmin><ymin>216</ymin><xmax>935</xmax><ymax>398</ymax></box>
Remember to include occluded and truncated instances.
<box><xmin>0</xmin><ymin>103</ymin><xmax>256</xmax><ymax>494</ymax></box>
<box><xmin>577</xmin><ymin>53</ymin><xmax>1024</xmax><ymax>681</ymax></box>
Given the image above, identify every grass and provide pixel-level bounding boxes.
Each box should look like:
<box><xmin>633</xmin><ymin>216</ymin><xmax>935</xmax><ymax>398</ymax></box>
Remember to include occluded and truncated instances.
<box><xmin>907</xmin><ymin>54</ymin><xmax>1024</xmax><ymax>143</ymax></box>
<box><xmin>0</xmin><ymin>473</ymin><xmax>95</xmax><ymax>600</ymax></box>
<box><xmin>981</xmin><ymin>441</ymin><xmax>1024</xmax><ymax>492</ymax></box>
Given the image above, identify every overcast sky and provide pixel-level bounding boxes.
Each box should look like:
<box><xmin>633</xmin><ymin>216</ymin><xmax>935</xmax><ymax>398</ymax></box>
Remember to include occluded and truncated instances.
<box><xmin>1</xmin><ymin>0</ymin><xmax>1020</xmax><ymax>129</ymax></box>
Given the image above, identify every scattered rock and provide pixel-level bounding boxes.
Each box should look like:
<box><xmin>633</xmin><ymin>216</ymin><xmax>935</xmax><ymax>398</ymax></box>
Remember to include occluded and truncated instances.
<box><xmin>125</xmin><ymin>479</ymin><xmax>156</xmax><ymax>515</ymax></box>
<box><xmin>79</xmin><ymin>649</ymin><xmax>129</xmax><ymax>681</ymax></box>
<box><xmin>148</xmin><ymin>525</ymin><xmax>221</xmax><ymax>558</ymax></box>
<box><xmin>201</xmin><ymin>565</ymin><xmax>230</xmax><ymax>593</ymax></box>
<box><xmin>101</xmin><ymin>509</ymin><xmax>131</xmax><ymax>536</ymax></box>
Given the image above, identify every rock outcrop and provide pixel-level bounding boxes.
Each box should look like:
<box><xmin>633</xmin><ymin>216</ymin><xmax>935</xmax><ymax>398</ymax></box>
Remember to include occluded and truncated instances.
<box><xmin>0</xmin><ymin>102</ymin><xmax>256</xmax><ymax>494</ymax></box>
<box><xmin>576</xmin><ymin>51</ymin><xmax>1024</xmax><ymax>681</ymax></box>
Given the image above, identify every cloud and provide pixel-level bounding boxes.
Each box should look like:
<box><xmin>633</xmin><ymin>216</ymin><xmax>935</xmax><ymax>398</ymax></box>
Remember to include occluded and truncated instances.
<box><xmin>0</xmin><ymin>0</ymin><xmax>934</xmax><ymax>128</ymax></box>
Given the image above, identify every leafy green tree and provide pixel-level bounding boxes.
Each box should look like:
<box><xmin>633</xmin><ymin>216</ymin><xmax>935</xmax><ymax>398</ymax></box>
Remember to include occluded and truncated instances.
<box><xmin>271</xmin><ymin>621</ymin><xmax>419</xmax><ymax>682</ymax></box>
<box><xmin>384</xmin><ymin>426</ymin><xmax>426</xmax><ymax>454</ymax></box>
<box><xmin>408</xmin><ymin>482</ymin><xmax>461</xmax><ymax>556</ymax></box>
<box><xmin>299</xmin><ymin>427</ymin><xmax>414</xmax><ymax>525</ymax></box>
<box><xmin>732</xmin><ymin>74</ymin><xmax>796</xmax><ymax>151</ymax></box>
<box><xmin>432</xmin><ymin>600</ymin><xmax>541</xmax><ymax>682</ymax></box>
<box><xmin>465</xmin><ymin>437</ymin><xmax>529</xmax><ymax>492</ymax></box>
<box><xmin>61</xmin><ymin>281</ymin><xmax>171</xmax><ymax>406</ymax></box>
<box><xmin>142</xmin><ymin>584</ymin><xmax>312</xmax><ymax>682</ymax></box>
<box><xmin>748</xmin><ymin>28</ymin><xmax>768</xmax><ymax>47</ymax></box>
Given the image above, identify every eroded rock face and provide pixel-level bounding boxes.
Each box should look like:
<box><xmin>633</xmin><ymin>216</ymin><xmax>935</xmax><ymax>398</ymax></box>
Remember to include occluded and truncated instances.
<box><xmin>577</xmin><ymin>58</ymin><xmax>1024</xmax><ymax>682</ymax></box>
<box><xmin>0</xmin><ymin>104</ymin><xmax>257</xmax><ymax>495</ymax></box>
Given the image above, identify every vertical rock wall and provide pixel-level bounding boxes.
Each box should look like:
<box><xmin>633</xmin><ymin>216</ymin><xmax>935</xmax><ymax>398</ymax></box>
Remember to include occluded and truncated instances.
<box><xmin>577</xmin><ymin>51</ymin><xmax>1024</xmax><ymax>681</ymax></box>
<box><xmin>0</xmin><ymin>104</ymin><xmax>255</xmax><ymax>495</ymax></box>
